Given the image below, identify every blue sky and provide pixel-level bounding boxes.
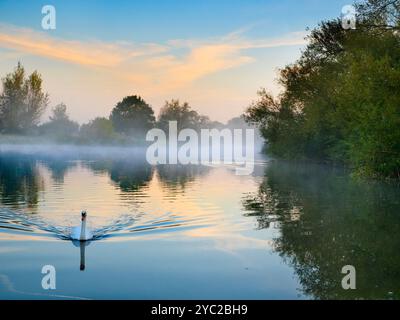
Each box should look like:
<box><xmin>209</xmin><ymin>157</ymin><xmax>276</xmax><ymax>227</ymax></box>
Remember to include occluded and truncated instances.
<box><xmin>0</xmin><ymin>0</ymin><xmax>353</xmax><ymax>122</ymax></box>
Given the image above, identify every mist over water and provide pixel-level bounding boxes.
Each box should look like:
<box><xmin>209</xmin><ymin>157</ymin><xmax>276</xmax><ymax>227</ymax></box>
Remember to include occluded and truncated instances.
<box><xmin>0</xmin><ymin>143</ymin><xmax>266</xmax><ymax>240</ymax></box>
<box><xmin>0</xmin><ymin>145</ymin><xmax>399</xmax><ymax>299</ymax></box>
<box><xmin>0</xmin><ymin>145</ymin><xmax>224</xmax><ymax>242</ymax></box>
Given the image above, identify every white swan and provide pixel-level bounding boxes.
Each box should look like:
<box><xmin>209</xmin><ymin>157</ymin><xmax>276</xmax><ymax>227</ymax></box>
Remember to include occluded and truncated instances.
<box><xmin>71</xmin><ymin>211</ymin><xmax>93</xmax><ymax>241</ymax></box>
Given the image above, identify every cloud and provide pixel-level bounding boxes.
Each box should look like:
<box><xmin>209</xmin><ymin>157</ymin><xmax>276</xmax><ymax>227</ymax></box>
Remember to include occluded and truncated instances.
<box><xmin>0</xmin><ymin>24</ymin><xmax>167</xmax><ymax>67</ymax></box>
<box><xmin>140</xmin><ymin>44</ymin><xmax>254</xmax><ymax>90</ymax></box>
<box><xmin>0</xmin><ymin>23</ymin><xmax>307</xmax><ymax>92</ymax></box>
<box><xmin>146</xmin><ymin>31</ymin><xmax>307</xmax><ymax>90</ymax></box>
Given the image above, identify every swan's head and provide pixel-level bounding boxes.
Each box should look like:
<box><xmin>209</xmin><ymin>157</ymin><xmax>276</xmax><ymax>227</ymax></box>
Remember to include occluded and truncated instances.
<box><xmin>81</xmin><ymin>210</ymin><xmax>87</xmax><ymax>221</ymax></box>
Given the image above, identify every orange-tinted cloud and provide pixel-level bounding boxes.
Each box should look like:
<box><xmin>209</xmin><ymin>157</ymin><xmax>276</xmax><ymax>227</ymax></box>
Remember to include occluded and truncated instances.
<box><xmin>0</xmin><ymin>24</ymin><xmax>167</xmax><ymax>67</ymax></box>
<box><xmin>0</xmin><ymin>23</ymin><xmax>307</xmax><ymax>91</ymax></box>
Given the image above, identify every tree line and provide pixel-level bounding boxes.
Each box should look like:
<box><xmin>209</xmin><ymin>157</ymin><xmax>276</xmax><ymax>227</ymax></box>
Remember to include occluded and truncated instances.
<box><xmin>0</xmin><ymin>63</ymin><xmax>248</xmax><ymax>145</ymax></box>
<box><xmin>244</xmin><ymin>0</ymin><xmax>400</xmax><ymax>179</ymax></box>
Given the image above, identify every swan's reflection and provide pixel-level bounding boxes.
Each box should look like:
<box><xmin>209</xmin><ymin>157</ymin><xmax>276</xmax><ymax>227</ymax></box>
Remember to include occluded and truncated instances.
<box><xmin>72</xmin><ymin>240</ymin><xmax>91</xmax><ymax>271</ymax></box>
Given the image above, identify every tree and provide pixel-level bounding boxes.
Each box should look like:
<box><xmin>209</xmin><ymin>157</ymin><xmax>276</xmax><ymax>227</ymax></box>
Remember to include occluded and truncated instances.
<box><xmin>0</xmin><ymin>62</ymin><xmax>48</xmax><ymax>133</ymax></box>
<box><xmin>157</xmin><ymin>99</ymin><xmax>210</xmax><ymax>131</ymax></box>
<box><xmin>227</xmin><ymin>116</ymin><xmax>251</xmax><ymax>129</ymax></box>
<box><xmin>40</xmin><ymin>103</ymin><xmax>79</xmax><ymax>139</ymax></box>
<box><xmin>244</xmin><ymin>0</ymin><xmax>400</xmax><ymax>178</ymax></box>
<box><xmin>109</xmin><ymin>95</ymin><xmax>155</xmax><ymax>137</ymax></box>
<box><xmin>80</xmin><ymin>117</ymin><xmax>116</xmax><ymax>143</ymax></box>
<box><xmin>356</xmin><ymin>0</ymin><xmax>400</xmax><ymax>29</ymax></box>
<box><xmin>249</xmin><ymin>91</ymin><xmax>305</xmax><ymax>157</ymax></box>
<box><xmin>49</xmin><ymin>103</ymin><xmax>69</xmax><ymax>122</ymax></box>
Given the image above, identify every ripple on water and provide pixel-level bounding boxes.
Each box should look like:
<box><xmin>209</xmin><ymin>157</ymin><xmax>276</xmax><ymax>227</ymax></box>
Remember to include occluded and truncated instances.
<box><xmin>0</xmin><ymin>208</ymin><xmax>208</xmax><ymax>242</ymax></box>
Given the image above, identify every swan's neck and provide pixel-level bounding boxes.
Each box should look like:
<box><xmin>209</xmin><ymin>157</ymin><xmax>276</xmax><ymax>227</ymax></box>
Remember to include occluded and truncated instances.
<box><xmin>80</xmin><ymin>219</ymin><xmax>86</xmax><ymax>240</ymax></box>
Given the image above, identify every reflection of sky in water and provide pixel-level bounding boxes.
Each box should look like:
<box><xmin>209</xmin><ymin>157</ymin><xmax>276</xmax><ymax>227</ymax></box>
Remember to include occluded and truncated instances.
<box><xmin>1</xmin><ymin>150</ymin><xmax>399</xmax><ymax>300</ymax></box>
<box><xmin>1</xmin><ymin>159</ymin><xmax>273</xmax><ymax>248</ymax></box>
<box><xmin>0</xmin><ymin>152</ymin><xmax>301</xmax><ymax>299</ymax></box>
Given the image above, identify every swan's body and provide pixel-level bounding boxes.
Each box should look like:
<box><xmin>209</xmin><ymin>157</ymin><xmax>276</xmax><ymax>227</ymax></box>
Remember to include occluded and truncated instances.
<box><xmin>71</xmin><ymin>211</ymin><xmax>93</xmax><ymax>241</ymax></box>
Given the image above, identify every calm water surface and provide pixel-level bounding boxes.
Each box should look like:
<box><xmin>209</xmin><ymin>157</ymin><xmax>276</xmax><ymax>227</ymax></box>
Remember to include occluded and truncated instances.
<box><xmin>0</xmin><ymin>145</ymin><xmax>399</xmax><ymax>299</ymax></box>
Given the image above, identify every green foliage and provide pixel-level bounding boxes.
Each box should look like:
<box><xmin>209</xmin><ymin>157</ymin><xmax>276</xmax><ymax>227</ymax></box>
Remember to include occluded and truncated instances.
<box><xmin>110</xmin><ymin>95</ymin><xmax>155</xmax><ymax>137</ymax></box>
<box><xmin>0</xmin><ymin>62</ymin><xmax>48</xmax><ymax>134</ymax></box>
<box><xmin>40</xmin><ymin>103</ymin><xmax>79</xmax><ymax>141</ymax></box>
<box><xmin>158</xmin><ymin>99</ymin><xmax>210</xmax><ymax>132</ymax></box>
<box><xmin>80</xmin><ymin>117</ymin><xmax>116</xmax><ymax>144</ymax></box>
<box><xmin>49</xmin><ymin>103</ymin><xmax>69</xmax><ymax>122</ymax></box>
<box><xmin>226</xmin><ymin>116</ymin><xmax>248</xmax><ymax>129</ymax></box>
<box><xmin>245</xmin><ymin>0</ymin><xmax>400</xmax><ymax>179</ymax></box>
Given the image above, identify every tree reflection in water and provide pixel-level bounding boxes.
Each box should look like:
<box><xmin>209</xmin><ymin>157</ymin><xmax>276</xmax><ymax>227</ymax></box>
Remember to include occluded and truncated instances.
<box><xmin>157</xmin><ymin>164</ymin><xmax>210</xmax><ymax>192</ymax></box>
<box><xmin>0</xmin><ymin>154</ymin><xmax>44</xmax><ymax>211</ymax></box>
<box><xmin>242</xmin><ymin>161</ymin><xmax>400</xmax><ymax>299</ymax></box>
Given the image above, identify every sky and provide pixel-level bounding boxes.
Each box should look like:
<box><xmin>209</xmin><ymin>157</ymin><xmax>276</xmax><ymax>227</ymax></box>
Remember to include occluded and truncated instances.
<box><xmin>0</xmin><ymin>0</ymin><xmax>352</xmax><ymax>124</ymax></box>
